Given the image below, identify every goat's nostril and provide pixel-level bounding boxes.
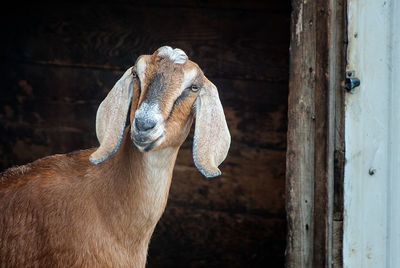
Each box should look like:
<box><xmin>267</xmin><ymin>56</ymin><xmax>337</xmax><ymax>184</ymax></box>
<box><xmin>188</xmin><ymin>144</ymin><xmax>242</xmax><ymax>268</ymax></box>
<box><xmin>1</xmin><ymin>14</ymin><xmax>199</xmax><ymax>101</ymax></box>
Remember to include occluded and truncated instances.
<box><xmin>135</xmin><ymin>118</ymin><xmax>157</xmax><ymax>132</ymax></box>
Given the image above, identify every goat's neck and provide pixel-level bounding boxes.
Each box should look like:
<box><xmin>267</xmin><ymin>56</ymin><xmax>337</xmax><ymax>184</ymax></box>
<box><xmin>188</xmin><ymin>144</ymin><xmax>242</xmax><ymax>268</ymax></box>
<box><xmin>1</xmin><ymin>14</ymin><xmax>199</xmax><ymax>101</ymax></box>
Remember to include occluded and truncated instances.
<box><xmin>92</xmin><ymin>133</ymin><xmax>179</xmax><ymax>252</ymax></box>
<box><xmin>128</xmin><ymin>145</ymin><xmax>179</xmax><ymax>221</ymax></box>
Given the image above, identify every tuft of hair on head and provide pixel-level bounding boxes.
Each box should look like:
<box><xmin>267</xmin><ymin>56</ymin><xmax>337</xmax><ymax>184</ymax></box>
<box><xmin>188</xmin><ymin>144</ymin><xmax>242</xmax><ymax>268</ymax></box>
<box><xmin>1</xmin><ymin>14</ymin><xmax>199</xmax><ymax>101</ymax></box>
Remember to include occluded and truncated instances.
<box><xmin>157</xmin><ymin>46</ymin><xmax>188</xmax><ymax>65</ymax></box>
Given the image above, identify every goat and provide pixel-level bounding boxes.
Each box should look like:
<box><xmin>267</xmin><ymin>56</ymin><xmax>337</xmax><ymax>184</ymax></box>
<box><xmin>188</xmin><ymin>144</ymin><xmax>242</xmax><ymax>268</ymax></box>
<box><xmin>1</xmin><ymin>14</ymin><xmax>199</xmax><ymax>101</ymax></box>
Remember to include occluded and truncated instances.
<box><xmin>0</xmin><ymin>46</ymin><xmax>231</xmax><ymax>267</ymax></box>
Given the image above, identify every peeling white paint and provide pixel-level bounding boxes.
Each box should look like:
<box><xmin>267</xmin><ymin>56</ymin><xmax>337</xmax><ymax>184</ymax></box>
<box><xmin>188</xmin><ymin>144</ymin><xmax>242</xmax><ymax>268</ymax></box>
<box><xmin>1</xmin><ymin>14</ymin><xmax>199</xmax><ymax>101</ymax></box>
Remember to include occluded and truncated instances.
<box><xmin>295</xmin><ymin>4</ymin><xmax>303</xmax><ymax>45</ymax></box>
<box><xmin>344</xmin><ymin>0</ymin><xmax>400</xmax><ymax>267</ymax></box>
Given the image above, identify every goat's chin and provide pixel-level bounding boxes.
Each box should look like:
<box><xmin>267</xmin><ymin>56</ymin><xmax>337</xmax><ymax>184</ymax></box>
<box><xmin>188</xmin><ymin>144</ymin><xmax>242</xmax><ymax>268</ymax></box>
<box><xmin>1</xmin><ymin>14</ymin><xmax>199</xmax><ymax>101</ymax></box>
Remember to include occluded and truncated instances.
<box><xmin>132</xmin><ymin>135</ymin><xmax>165</xmax><ymax>152</ymax></box>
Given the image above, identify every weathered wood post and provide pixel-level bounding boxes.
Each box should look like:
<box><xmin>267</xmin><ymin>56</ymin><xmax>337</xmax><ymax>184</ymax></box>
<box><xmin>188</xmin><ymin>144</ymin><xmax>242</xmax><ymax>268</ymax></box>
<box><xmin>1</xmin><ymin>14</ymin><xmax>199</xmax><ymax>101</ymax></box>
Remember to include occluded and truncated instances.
<box><xmin>286</xmin><ymin>0</ymin><xmax>346</xmax><ymax>267</ymax></box>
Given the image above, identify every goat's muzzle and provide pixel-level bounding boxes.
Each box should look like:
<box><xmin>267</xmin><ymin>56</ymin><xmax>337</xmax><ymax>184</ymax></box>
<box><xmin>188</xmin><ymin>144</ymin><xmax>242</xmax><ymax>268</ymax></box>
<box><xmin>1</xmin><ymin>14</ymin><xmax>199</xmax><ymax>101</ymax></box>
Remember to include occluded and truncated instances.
<box><xmin>131</xmin><ymin>103</ymin><xmax>165</xmax><ymax>152</ymax></box>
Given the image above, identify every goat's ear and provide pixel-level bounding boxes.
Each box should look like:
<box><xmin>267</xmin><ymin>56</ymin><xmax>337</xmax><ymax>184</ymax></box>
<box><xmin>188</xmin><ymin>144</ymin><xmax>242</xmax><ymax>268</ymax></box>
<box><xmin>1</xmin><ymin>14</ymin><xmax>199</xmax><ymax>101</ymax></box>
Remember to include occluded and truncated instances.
<box><xmin>89</xmin><ymin>68</ymin><xmax>133</xmax><ymax>164</ymax></box>
<box><xmin>193</xmin><ymin>78</ymin><xmax>231</xmax><ymax>178</ymax></box>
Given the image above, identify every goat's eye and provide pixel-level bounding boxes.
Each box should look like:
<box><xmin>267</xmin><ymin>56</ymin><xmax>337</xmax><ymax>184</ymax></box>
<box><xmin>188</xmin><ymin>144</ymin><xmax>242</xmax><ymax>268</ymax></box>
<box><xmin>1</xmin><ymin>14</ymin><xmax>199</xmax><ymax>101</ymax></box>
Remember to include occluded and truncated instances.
<box><xmin>132</xmin><ymin>70</ymin><xmax>137</xmax><ymax>78</ymax></box>
<box><xmin>191</xmin><ymin>85</ymin><xmax>200</xmax><ymax>92</ymax></box>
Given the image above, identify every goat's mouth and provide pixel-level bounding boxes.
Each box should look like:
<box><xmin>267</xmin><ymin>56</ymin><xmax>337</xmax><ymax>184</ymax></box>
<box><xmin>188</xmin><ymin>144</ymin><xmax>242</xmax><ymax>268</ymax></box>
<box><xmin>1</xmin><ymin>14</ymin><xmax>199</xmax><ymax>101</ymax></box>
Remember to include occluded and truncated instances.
<box><xmin>131</xmin><ymin>115</ymin><xmax>165</xmax><ymax>152</ymax></box>
<box><xmin>131</xmin><ymin>124</ymin><xmax>165</xmax><ymax>152</ymax></box>
<box><xmin>133</xmin><ymin>134</ymin><xmax>164</xmax><ymax>152</ymax></box>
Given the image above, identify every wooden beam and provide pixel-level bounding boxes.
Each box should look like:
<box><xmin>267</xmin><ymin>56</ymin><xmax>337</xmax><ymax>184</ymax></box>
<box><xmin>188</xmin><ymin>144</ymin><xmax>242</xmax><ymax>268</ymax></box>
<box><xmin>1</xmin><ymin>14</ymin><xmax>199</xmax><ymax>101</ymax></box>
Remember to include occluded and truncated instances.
<box><xmin>286</xmin><ymin>0</ymin><xmax>316</xmax><ymax>266</ymax></box>
<box><xmin>286</xmin><ymin>0</ymin><xmax>346</xmax><ymax>267</ymax></box>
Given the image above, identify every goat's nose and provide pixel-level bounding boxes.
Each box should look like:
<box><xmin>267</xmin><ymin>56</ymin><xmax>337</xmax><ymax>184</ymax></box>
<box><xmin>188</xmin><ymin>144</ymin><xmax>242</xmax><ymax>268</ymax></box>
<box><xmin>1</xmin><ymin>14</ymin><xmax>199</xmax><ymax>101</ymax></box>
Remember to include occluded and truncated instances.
<box><xmin>135</xmin><ymin>117</ymin><xmax>157</xmax><ymax>132</ymax></box>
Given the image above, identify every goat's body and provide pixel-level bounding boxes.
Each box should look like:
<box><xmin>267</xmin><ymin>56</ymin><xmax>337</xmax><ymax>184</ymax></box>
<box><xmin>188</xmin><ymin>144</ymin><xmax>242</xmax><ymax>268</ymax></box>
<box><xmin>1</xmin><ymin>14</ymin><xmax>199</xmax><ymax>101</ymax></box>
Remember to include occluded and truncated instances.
<box><xmin>0</xmin><ymin>132</ymin><xmax>178</xmax><ymax>267</ymax></box>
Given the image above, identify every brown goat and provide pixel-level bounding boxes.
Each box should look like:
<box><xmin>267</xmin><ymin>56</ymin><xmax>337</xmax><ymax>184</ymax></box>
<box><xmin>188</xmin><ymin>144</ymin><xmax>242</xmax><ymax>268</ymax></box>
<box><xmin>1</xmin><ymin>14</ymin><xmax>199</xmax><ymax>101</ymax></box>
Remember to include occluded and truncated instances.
<box><xmin>0</xmin><ymin>46</ymin><xmax>231</xmax><ymax>267</ymax></box>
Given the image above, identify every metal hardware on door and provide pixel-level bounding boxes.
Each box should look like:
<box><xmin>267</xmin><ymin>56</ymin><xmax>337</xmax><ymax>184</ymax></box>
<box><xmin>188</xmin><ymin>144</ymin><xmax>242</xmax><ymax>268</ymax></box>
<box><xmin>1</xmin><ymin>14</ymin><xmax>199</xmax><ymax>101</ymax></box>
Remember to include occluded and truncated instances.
<box><xmin>345</xmin><ymin>70</ymin><xmax>361</xmax><ymax>93</ymax></box>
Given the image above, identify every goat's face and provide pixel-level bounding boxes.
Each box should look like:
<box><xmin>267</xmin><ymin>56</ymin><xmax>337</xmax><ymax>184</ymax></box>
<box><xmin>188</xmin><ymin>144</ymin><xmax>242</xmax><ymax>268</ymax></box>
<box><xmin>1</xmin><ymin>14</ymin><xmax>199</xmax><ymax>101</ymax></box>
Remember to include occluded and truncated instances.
<box><xmin>130</xmin><ymin>48</ymin><xmax>203</xmax><ymax>151</ymax></box>
<box><xmin>90</xmin><ymin>46</ymin><xmax>231</xmax><ymax>178</ymax></box>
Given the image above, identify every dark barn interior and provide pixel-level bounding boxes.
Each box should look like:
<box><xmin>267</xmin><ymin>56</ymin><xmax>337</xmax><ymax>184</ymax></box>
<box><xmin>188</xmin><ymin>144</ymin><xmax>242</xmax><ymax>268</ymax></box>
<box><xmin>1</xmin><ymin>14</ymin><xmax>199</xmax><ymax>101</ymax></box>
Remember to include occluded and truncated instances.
<box><xmin>0</xmin><ymin>1</ymin><xmax>290</xmax><ymax>267</ymax></box>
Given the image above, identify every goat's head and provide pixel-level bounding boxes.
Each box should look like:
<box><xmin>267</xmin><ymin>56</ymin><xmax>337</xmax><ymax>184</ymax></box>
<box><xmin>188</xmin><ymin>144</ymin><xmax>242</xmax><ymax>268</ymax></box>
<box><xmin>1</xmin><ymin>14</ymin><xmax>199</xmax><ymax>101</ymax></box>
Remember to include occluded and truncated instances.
<box><xmin>89</xmin><ymin>46</ymin><xmax>231</xmax><ymax>178</ymax></box>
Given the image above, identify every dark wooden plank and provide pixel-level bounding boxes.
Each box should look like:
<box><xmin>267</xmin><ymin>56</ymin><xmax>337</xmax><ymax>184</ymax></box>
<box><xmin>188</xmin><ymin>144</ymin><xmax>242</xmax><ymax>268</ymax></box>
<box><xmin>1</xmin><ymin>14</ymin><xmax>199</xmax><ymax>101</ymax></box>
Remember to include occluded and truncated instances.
<box><xmin>0</xmin><ymin>126</ymin><xmax>97</xmax><ymax>170</ymax></box>
<box><xmin>332</xmin><ymin>220</ymin><xmax>343</xmax><ymax>268</ymax></box>
<box><xmin>104</xmin><ymin>0</ymin><xmax>291</xmax><ymax>12</ymax></box>
<box><xmin>0</xmin><ymin>100</ymin><xmax>97</xmax><ymax>132</ymax></box>
<box><xmin>313</xmin><ymin>0</ymin><xmax>346</xmax><ymax>267</ymax></box>
<box><xmin>0</xmin><ymin>63</ymin><xmax>119</xmax><ymax>104</ymax></box>
<box><xmin>172</xmin><ymin>147</ymin><xmax>286</xmax><ymax>215</ymax></box>
<box><xmin>313</xmin><ymin>0</ymin><xmax>332</xmax><ymax>266</ymax></box>
<box><xmin>332</xmin><ymin>0</ymin><xmax>346</xmax><ymax>266</ymax></box>
<box><xmin>215</xmin><ymin>77</ymin><xmax>288</xmax><ymax>150</ymax></box>
<box><xmin>0</xmin><ymin>3</ymin><xmax>289</xmax><ymax>82</ymax></box>
<box><xmin>147</xmin><ymin>205</ymin><xmax>286</xmax><ymax>267</ymax></box>
<box><xmin>2</xmin><ymin>0</ymin><xmax>290</xmax><ymax>12</ymax></box>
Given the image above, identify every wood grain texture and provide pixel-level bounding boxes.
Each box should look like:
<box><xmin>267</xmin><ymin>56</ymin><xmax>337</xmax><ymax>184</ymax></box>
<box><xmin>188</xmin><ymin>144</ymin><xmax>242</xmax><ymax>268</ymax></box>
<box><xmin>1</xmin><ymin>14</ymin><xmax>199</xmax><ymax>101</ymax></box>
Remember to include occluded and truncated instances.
<box><xmin>286</xmin><ymin>0</ymin><xmax>316</xmax><ymax>266</ymax></box>
<box><xmin>313</xmin><ymin>1</ymin><xmax>333</xmax><ymax>266</ymax></box>
<box><xmin>93</xmin><ymin>0</ymin><xmax>290</xmax><ymax>12</ymax></box>
<box><xmin>147</xmin><ymin>205</ymin><xmax>286</xmax><ymax>267</ymax></box>
<box><xmin>332</xmin><ymin>0</ymin><xmax>346</xmax><ymax>266</ymax></box>
<box><xmin>0</xmin><ymin>3</ymin><xmax>289</xmax><ymax>82</ymax></box>
<box><xmin>313</xmin><ymin>1</ymin><xmax>346</xmax><ymax>267</ymax></box>
<box><xmin>172</xmin><ymin>147</ymin><xmax>286</xmax><ymax>215</ymax></box>
<box><xmin>286</xmin><ymin>0</ymin><xmax>346</xmax><ymax>267</ymax></box>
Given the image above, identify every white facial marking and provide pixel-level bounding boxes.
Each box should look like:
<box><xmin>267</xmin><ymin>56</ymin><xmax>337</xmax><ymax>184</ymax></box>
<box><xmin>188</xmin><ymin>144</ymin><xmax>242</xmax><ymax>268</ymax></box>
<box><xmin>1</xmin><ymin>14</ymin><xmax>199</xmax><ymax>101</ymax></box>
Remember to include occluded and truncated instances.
<box><xmin>182</xmin><ymin>68</ymin><xmax>197</xmax><ymax>90</ymax></box>
<box><xmin>133</xmin><ymin>102</ymin><xmax>165</xmax><ymax>150</ymax></box>
<box><xmin>136</xmin><ymin>57</ymin><xmax>147</xmax><ymax>85</ymax></box>
<box><xmin>158</xmin><ymin>46</ymin><xmax>188</xmax><ymax>65</ymax></box>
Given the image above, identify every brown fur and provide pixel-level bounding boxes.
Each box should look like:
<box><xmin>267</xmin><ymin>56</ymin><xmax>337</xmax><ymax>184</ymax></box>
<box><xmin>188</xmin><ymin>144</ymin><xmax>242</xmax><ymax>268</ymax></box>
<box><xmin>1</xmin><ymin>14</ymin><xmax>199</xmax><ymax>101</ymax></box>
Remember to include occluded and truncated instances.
<box><xmin>0</xmin><ymin>131</ymin><xmax>180</xmax><ymax>267</ymax></box>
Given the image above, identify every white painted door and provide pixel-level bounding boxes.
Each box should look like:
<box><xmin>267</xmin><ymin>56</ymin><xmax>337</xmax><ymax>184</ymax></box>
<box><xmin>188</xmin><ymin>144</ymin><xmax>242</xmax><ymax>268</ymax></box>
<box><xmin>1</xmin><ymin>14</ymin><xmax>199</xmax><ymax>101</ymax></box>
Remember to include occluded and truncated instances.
<box><xmin>344</xmin><ymin>0</ymin><xmax>400</xmax><ymax>267</ymax></box>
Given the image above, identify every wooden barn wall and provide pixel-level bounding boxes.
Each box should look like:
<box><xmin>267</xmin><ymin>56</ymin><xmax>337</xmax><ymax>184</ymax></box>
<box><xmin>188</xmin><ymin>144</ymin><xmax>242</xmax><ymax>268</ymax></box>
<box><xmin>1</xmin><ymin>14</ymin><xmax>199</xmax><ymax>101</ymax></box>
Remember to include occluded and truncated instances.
<box><xmin>0</xmin><ymin>1</ymin><xmax>290</xmax><ymax>267</ymax></box>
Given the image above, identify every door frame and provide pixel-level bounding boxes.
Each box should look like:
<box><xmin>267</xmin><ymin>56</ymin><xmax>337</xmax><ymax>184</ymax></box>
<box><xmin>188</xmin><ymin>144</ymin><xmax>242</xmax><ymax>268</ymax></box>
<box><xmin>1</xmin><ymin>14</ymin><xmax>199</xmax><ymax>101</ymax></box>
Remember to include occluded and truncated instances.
<box><xmin>286</xmin><ymin>0</ymin><xmax>347</xmax><ymax>267</ymax></box>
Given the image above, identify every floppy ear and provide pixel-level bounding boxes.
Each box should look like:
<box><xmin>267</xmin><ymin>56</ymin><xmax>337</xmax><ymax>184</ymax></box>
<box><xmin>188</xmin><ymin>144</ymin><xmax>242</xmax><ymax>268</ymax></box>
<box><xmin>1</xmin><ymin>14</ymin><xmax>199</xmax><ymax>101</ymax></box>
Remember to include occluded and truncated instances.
<box><xmin>193</xmin><ymin>78</ymin><xmax>231</xmax><ymax>178</ymax></box>
<box><xmin>89</xmin><ymin>68</ymin><xmax>133</xmax><ymax>164</ymax></box>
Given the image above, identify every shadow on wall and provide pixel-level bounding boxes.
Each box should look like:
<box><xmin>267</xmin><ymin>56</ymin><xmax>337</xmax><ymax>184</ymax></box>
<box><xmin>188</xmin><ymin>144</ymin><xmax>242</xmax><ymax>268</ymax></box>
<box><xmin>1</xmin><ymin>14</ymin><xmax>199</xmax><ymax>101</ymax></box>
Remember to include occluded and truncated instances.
<box><xmin>0</xmin><ymin>1</ymin><xmax>290</xmax><ymax>267</ymax></box>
